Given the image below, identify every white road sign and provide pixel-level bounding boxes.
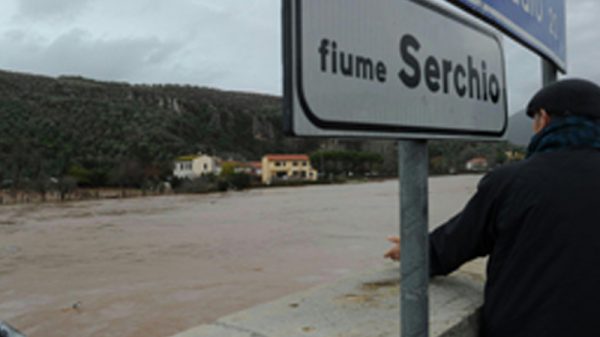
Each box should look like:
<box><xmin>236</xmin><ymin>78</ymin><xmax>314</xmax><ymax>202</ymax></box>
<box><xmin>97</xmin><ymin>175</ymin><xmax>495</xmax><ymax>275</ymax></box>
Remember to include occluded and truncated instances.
<box><xmin>283</xmin><ymin>0</ymin><xmax>508</xmax><ymax>139</ymax></box>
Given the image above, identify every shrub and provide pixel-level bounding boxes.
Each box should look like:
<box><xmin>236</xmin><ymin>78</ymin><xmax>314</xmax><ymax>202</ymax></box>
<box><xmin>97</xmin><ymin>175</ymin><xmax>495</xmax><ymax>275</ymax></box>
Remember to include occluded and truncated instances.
<box><xmin>176</xmin><ymin>177</ymin><xmax>217</xmax><ymax>194</ymax></box>
<box><xmin>227</xmin><ymin>173</ymin><xmax>251</xmax><ymax>190</ymax></box>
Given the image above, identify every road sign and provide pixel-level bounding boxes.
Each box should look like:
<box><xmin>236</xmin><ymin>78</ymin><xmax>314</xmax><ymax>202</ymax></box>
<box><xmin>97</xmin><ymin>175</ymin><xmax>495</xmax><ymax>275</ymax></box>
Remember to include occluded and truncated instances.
<box><xmin>448</xmin><ymin>0</ymin><xmax>566</xmax><ymax>72</ymax></box>
<box><xmin>283</xmin><ymin>0</ymin><xmax>507</xmax><ymax>140</ymax></box>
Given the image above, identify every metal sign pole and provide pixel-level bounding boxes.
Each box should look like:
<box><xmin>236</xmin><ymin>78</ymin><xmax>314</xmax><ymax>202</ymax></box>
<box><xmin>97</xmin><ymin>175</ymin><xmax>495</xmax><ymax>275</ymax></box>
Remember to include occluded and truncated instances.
<box><xmin>542</xmin><ymin>59</ymin><xmax>558</xmax><ymax>86</ymax></box>
<box><xmin>399</xmin><ymin>140</ymin><xmax>429</xmax><ymax>337</ymax></box>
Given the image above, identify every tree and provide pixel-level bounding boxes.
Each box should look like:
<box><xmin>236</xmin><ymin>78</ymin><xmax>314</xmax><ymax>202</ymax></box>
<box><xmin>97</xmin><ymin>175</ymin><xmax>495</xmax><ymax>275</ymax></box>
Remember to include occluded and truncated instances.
<box><xmin>109</xmin><ymin>159</ymin><xmax>144</xmax><ymax>190</ymax></box>
<box><xmin>31</xmin><ymin>172</ymin><xmax>53</xmax><ymax>201</ymax></box>
<box><xmin>67</xmin><ymin>165</ymin><xmax>93</xmax><ymax>186</ymax></box>
<box><xmin>55</xmin><ymin>176</ymin><xmax>77</xmax><ymax>201</ymax></box>
<box><xmin>228</xmin><ymin>173</ymin><xmax>251</xmax><ymax>190</ymax></box>
<box><xmin>219</xmin><ymin>162</ymin><xmax>237</xmax><ymax>177</ymax></box>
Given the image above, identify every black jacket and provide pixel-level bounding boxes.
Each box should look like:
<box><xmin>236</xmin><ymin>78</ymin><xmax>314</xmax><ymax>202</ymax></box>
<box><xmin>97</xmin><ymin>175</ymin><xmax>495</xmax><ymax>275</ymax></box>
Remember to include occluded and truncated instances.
<box><xmin>429</xmin><ymin>149</ymin><xmax>600</xmax><ymax>337</ymax></box>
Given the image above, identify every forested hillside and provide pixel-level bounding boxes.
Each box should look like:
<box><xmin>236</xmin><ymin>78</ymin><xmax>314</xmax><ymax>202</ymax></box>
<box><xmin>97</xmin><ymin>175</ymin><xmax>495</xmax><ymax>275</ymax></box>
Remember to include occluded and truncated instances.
<box><xmin>0</xmin><ymin>70</ymin><xmax>321</xmax><ymax>189</ymax></box>
<box><xmin>0</xmin><ymin>69</ymin><xmax>524</xmax><ymax>194</ymax></box>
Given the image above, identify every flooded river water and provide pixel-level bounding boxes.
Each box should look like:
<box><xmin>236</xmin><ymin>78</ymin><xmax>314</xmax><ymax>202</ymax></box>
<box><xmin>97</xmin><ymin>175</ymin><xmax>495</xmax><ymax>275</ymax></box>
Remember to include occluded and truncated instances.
<box><xmin>0</xmin><ymin>175</ymin><xmax>482</xmax><ymax>337</ymax></box>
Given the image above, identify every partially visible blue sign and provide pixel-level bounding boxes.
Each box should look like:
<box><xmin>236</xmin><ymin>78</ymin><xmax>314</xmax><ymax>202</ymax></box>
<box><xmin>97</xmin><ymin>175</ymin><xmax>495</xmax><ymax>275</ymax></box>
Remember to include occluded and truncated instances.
<box><xmin>449</xmin><ymin>0</ymin><xmax>566</xmax><ymax>72</ymax></box>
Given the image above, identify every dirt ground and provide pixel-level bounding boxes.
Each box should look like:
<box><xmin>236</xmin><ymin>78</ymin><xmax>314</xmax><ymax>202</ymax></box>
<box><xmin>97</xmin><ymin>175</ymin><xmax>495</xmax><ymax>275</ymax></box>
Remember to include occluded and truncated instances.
<box><xmin>0</xmin><ymin>175</ymin><xmax>484</xmax><ymax>337</ymax></box>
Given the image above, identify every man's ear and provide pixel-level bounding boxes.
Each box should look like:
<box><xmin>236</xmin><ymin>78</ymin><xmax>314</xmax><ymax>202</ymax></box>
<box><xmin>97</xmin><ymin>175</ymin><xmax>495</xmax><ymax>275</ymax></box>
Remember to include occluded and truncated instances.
<box><xmin>533</xmin><ymin>109</ymin><xmax>552</xmax><ymax>134</ymax></box>
<box><xmin>539</xmin><ymin>109</ymin><xmax>552</xmax><ymax>129</ymax></box>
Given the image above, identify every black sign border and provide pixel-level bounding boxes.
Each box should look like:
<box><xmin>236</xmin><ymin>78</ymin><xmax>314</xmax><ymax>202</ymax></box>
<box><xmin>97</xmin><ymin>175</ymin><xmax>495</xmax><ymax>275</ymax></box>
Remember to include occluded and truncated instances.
<box><xmin>283</xmin><ymin>0</ymin><xmax>509</xmax><ymax>138</ymax></box>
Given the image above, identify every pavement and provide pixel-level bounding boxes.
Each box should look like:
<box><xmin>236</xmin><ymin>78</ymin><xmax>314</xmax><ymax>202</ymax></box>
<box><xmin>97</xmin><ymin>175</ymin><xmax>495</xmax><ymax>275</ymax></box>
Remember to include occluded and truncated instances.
<box><xmin>171</xmin><ymin>267</ymin><xmax>484</xmax><ymax>337</ymax></box>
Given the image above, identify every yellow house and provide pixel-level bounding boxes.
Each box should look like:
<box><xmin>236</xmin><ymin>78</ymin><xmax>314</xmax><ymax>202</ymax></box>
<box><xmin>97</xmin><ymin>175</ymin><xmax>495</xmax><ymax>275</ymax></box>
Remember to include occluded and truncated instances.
<box><xmin>261</xmin><ymin>154</ymin><xmax>318</xmax><ymax>185</ymax></box>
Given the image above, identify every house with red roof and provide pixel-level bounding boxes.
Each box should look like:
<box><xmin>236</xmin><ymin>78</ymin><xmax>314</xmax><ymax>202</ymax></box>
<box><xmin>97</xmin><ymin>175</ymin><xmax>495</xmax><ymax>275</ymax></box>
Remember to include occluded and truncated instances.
<box><xmin>220</xmin><ymin>160</ymin><xmax>262</xmax><ymax>177</ymax></box>
<box><xmin>261</xmin><ymin>154</ymin><xmax>318</xmax><ymax>185</ymax></box>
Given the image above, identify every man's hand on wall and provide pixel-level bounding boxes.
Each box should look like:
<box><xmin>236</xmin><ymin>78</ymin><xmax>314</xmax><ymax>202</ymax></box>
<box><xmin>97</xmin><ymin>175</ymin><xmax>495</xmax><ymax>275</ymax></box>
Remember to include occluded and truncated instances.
<box><xmin>384</xmin><ymin>236</ymin><xmax>400</xmax><ymax>261</ymax></box>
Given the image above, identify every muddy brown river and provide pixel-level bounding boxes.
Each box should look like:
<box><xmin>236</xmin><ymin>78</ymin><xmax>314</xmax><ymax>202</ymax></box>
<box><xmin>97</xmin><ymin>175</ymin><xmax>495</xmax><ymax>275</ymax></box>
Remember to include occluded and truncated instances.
<box><xmin>0</xmin><ymin>176</ymin><xmax>482</xmax><ymax>337</ymax></box>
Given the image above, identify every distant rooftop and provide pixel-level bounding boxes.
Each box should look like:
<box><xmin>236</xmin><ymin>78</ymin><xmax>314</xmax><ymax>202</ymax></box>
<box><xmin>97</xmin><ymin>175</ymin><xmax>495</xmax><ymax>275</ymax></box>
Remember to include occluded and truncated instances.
<box><xmin>264</xmin><ymin>154</ymin><xmax>309</xmax><ymax>161</ymax></box>
<box><xmin>175</xmin><ymin>154</ymin><xmax>204</xmax><ymax>161</ymax></box>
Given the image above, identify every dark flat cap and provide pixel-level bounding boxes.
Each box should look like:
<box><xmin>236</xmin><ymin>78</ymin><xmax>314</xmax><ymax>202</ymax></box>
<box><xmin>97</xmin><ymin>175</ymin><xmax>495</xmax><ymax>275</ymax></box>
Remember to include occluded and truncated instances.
<box><xmin>526</xmin><ymin>78</ymin><xmax>600</xmax><ymax>118</ymax></box>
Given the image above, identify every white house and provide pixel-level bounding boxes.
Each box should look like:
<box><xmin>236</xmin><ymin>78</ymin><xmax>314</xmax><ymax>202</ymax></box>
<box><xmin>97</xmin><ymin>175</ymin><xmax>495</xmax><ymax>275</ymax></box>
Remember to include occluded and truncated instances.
<box><xmin>465</xmin><ymin>157</ymin><xmax>489</xmax><ymax>172</ymax></box>
<box><xmin>173</xmin><ymin>154</ymin><xmax>221</xmax><ymax>178</ymax></box>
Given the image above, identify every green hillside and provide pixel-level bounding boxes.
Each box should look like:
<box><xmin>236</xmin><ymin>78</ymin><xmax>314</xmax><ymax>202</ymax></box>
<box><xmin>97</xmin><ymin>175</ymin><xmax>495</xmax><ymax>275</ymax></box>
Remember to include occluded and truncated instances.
<box><xmin>0</xmin><ymin>70</ymin><xmax>319</xmax><ymax>188</ymax></box>
<box><xmin>0</xmin><ymin>70</ymin><xmax>524</xmax><ymax>193</ymax></box>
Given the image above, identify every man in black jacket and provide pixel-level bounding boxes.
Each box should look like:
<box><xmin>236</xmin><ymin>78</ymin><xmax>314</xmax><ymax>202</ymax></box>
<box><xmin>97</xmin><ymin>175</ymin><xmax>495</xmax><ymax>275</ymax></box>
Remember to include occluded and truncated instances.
<box><xmin>385</xmin><ymin>78</ymin><xmax>600</xmax><ymax>337</ymax></box>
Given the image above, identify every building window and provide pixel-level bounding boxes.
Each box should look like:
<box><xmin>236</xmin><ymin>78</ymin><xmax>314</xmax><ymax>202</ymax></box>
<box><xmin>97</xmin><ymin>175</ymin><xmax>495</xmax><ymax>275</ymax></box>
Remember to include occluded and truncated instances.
<box><xmin>203</xmin><ymin>163</ymin><xmax>208</xmax><ymax>170</ymax></box>
<box><xmin>293</xmin><ymin>161</ymin><xmax>298</xmax><ymax>166</ymax></box>
<box><xmin>302</xmin><ymin>161</ymin><xmax>307</xmax><ymax>166</ymax></box>
<box><xmin>275</xmin><ymin>161</ymin><xmax>282</xmax><ymax>167</ymax></box>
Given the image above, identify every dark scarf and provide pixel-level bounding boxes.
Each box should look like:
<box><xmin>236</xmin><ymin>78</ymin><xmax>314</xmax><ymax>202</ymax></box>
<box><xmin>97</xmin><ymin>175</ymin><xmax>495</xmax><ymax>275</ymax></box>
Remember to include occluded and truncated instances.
<box><xmin>527</xmin><ymin>115</ymin><xmax>600</xmax><ymax>158</ymax></box>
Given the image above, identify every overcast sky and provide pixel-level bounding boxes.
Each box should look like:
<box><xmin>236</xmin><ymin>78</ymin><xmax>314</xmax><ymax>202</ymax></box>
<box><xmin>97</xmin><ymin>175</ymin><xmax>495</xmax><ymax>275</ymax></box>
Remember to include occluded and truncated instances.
<box><xmin>0</xmin><ymin>0</ymin><xmax>598</xmax><ymax>115</ymax></box>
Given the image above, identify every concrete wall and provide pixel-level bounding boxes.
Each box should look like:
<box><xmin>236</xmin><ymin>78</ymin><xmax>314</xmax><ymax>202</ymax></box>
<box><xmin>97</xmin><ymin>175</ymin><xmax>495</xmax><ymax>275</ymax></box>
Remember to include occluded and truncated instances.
<box><xmin>170</xmin><ymin>267</ymin><xmax>483</xmax><ymax>337</ymax></box>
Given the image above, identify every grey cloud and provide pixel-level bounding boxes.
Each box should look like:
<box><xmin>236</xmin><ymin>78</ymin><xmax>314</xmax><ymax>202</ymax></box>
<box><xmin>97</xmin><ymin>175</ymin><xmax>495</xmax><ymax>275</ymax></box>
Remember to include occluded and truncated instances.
<box><xmin>504</xmin><ymin>40</ymin><xmax>541</xmax><ymax>114</ymax></box>
<box><xmin>48</xmin><ymin>30</ymin><xmax>185</xmax><ymax>80</ymax></box>
<box><xmin>564</xmin><ymin>0</ymin><xmax>600</xmax><ymax>83</ymax></box>
<box><xmin>0</xmin><ymin>28</ymin><xmax>186</xmax><ymax>83</ymax></box>
<box><xmin>1</xmin><ymin>0</ymin><xmax>283</xmax><ymax>93</ymax></box>
<box><xmin>4</xmin><ymin>29</ymin><xmax>26</xmax><ymax>41</ymax></box>
<box><xmin>15</xmin><ymin>0</ymin><xmax>92</xmax><ymax>20</ymax></box>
